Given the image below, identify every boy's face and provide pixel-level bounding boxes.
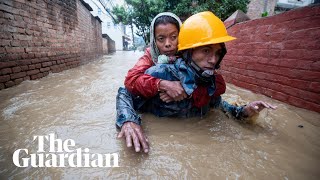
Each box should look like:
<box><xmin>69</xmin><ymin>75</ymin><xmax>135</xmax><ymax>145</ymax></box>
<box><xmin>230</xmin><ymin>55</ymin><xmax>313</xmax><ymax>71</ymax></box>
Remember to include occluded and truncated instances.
<box><xmin>154</xmin><ymin>23</ymin><xmax>178</xmax><ymax>57</ymax></box>
<box><xmin>191</xmin><ymin>44</ymin><xmax>223</xmax><ymax>71</ymax></box>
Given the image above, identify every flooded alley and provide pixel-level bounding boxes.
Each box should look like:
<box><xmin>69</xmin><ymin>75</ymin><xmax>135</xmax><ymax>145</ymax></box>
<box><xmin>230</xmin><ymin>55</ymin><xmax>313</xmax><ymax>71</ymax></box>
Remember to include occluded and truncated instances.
<box><xmin>0</xmin><ymin>51</ymin><xmax>319</xmax><ymax>179</ymax></box>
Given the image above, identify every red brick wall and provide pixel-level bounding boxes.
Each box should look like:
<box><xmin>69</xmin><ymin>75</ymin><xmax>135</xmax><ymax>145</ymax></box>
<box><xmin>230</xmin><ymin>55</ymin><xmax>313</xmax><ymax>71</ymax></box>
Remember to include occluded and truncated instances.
<box><xmin>0</xmin><ymin>0</ymin><xmax>103</xmax><ymax>90</ymax></box>
<box><xmin>221</xmin><ymin>5</ymin><xmax>320</xmax><ymax>112</ymax></box>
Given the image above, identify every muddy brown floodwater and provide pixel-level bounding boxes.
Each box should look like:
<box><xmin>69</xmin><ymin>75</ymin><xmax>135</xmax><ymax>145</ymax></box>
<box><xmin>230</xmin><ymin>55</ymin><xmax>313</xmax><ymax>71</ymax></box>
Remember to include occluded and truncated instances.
<box><xmin>0</xmin><ymin>51</ymin><xmax>319</xmax><ymax>179</ymax></box>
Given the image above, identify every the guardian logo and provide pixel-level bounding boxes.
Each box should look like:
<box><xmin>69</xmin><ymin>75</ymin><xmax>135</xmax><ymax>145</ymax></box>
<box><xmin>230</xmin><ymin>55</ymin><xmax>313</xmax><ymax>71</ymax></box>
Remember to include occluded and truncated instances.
<box><xmin>12</xmin><ymin>133</ymin><xmax>119</xmax><ymax>167</ymax></box>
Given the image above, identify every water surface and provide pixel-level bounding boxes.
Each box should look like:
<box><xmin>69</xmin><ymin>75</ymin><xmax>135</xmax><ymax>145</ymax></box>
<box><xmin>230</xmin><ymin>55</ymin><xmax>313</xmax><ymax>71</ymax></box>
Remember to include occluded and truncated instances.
<box><xmin>0</xmin><ymin>51</ymin><xmax>319</xmax><ymax>179</ymax></box>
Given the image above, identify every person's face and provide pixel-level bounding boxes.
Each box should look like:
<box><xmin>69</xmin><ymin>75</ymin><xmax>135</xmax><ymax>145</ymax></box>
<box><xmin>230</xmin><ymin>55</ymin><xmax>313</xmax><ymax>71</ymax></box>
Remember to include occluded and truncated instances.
<box><xmin>154</xmin><ymin>23</ymin><xmax>178</xmax><ymax>56</ymax></box>
<box><xmin>191</xmin><ymin>44</ymin><xmax>223</xmax><ymax>71</ymax></box>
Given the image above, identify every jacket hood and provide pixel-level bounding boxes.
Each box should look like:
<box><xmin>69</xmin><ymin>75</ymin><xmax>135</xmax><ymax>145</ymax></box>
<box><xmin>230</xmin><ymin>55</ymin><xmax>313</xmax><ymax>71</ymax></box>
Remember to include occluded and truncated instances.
<box><xmin>150</xmin><ymin>12</ymin><xmax>182</xmax><ymax>64</ymax></box>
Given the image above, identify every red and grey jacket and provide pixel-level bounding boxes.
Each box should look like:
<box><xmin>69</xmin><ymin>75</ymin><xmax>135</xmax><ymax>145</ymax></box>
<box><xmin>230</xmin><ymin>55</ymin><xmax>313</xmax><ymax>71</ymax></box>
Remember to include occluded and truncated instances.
<box><xmin>124</xmin><ymin>48</ymin><xmax>227</xmax><ymax>108</ymax></box>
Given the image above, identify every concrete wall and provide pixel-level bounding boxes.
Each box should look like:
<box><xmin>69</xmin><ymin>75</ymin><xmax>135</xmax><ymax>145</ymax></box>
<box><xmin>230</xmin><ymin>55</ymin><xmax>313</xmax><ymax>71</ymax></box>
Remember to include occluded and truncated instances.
<box><xmin>0</xmin><ymin>0</ymin><xmax>103</xmax><ymax>90</ymax></box>
<box><xmin>247</xmin><ymin>0</ymin><xmax>277</xmax><ymax>19</ymax></box>
<box><xmin>102</xmin><ymin>34</ymin><xmax>115</xmax><ymax>53</ymax></box>
<box><xmin>102</xmin><ymin>38</ymin><xmax>108</xmax><ymax>54</ymax></box>
<box><xmin>221</xmin><ymin>5</ymin><xmax>320</xmax><ymax>112</ymax></box>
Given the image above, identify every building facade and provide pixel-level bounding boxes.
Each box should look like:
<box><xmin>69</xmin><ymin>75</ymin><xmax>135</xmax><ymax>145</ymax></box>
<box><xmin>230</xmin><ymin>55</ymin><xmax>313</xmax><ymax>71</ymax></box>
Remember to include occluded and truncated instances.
<box><xmin>84</xmin><ymin>0</ymin><xmax>132</xmax><ymax>50</ymax></box>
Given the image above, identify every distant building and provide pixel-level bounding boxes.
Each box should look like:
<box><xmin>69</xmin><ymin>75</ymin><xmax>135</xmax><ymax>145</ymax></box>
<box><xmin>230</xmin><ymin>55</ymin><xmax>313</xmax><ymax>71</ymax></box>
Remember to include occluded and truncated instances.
<box><xmin>276</xmin><ymin>0</ymin><xmax>315</xmax><ymax>11</ymax></box>
<box><xmin>83</xmin><ymin>0</ymin><xmax>132</xmax><ymax>50</ymax></box>
<box><xmin>247</xmin><ymin>0</ymin><xmax>316</xmax><ymax>19</ymax></box>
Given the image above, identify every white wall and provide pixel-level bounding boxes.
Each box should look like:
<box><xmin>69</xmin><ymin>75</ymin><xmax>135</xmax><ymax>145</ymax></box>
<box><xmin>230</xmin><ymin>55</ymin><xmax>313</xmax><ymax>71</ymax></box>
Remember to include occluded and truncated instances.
<box><xmin>277</xmin><ymin>0</ymin><xmax>314</xmax><ymax>7</ymax></box>
<box><xmin>84</xmin><ymin>0</ymin><xmax>131</xmax><ymax>50</ymax></box>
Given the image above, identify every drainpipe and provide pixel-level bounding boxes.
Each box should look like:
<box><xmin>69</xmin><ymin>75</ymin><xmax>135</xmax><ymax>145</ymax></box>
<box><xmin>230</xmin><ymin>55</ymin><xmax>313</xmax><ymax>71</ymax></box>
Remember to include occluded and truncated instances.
<box><xmin>263</xmin><ymin>0</ymin><xmax>268</xmax><ymax>13</ymax></box>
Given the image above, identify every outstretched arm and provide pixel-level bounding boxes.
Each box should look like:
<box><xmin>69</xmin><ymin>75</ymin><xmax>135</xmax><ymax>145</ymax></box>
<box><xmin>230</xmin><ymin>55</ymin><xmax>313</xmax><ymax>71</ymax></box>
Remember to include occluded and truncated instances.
<box><xmin>210</xmin><ymin>96</ymin><xmax>277</xmax><ymax>120</ymax></box>
<box><xmin>242</xmin><ymin>101</ymin><xmax>277</xmax><ymax>117</ymax></box>
<box><xmin>116</xmin><ymin>87</ymin><xmax>149</xmax><ymax>153</ymax></box>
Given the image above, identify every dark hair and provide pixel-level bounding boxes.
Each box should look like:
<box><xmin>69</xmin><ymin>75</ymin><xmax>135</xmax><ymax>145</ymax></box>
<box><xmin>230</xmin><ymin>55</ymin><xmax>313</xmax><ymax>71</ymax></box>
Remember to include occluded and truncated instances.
<box><xmin>154</xmin><ymin>15</ymin><xmax>180</xmax><ymax>33</ymax></box>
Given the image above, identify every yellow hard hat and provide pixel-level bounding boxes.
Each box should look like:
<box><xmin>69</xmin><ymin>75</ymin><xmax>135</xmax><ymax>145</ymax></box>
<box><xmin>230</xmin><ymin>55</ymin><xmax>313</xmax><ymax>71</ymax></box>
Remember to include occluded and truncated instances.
<box><xmin>178</xmin><ymin>11</ymin><xmax>236</xmax><ymax>51</ymax></box>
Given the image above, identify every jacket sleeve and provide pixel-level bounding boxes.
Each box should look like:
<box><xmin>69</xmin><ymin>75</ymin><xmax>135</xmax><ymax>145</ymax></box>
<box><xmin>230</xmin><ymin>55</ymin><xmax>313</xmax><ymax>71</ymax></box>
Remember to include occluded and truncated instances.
<box><xmin>124</xmin><ymin>48</ymin><xmax>161</xmax><ymax>98</ymax></box>
<box><xmin>210</xmin><ymin>96</ymin><xmax>247</xmax><ymax>121</ymax></box>
<box><xmin>116</xmin><ymin>87</ymin><xmax>141</xmax><ymax>128</ymax></box>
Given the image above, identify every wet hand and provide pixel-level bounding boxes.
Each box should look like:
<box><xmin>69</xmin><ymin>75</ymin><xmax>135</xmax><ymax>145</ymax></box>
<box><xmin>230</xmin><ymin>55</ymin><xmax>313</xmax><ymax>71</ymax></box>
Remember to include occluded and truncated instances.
<box><xmin>159</xmin><ymin>92</ymin><xmax>174</xmax><ymax>103</ymax></box>
<box><xmin>243</xmin><ymin>101</ymin><xmax>277</xmax><ymax>117</ymax></box>
<box><xmin>117</xmin><ymin>122</ymin><xmax>149</xmax><ymax>153</ymax></box>
<box><xmin>159</xmin><ymin>80</ymin><xmax>187</xmax><ymax>101</ymax></box>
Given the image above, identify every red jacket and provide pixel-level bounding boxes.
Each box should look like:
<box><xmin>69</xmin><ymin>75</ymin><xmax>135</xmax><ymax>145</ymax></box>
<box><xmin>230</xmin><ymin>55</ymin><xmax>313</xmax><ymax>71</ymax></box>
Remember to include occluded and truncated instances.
<box><xmin>124</xmin><ymin>48</ymin><xmax>226</xmax><ymax>107</ymax></box>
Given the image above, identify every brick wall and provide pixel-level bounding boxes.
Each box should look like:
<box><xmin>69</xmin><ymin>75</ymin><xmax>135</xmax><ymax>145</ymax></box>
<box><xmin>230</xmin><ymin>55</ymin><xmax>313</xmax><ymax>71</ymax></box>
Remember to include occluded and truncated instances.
<box><xmin>102</xmin><ymin>34</ymin><xmax>115</xmax><ymax>53</ymax></box>
<box><xmin>221</xmin><ymin>5</ymin><xmax>320</xmax><ymax>112</ymax></box>
<box><xmin>0</xmin><ymin>0</ymin><xmax>103</xmax><ymax>90</ymax></box>
<box><xmin>102</xmin><ymin>38</ymin><xmax>108</xmax><ymax>54</ymax></box>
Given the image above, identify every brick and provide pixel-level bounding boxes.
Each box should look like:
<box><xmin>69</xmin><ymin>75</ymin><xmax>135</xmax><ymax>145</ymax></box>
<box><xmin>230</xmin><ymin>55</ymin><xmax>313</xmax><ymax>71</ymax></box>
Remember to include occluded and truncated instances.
<box><xmin>14</xmin><ymin>78</ymin><xmax>23</xmax><ymax>85</ymax></box>
<box><xmin>0</xmin><ymin>47</ymin><xmax>6</xmax><ymax>53</ymax></box>
<box><xmin>12</xmin><ymin>66</ymin><xmax>21</xmax><ymax>73</ymax></box>
<box><xmin>5</xmin><ymin>54</ymin><xmax>21</xmax><ymax>61</ymax></box>
<box><xmin>13</xmin><ymin>34</ymin><xmax>32</xmax><ymax>41</ymax></box>
<box><xmin>3</xmin><ymin>24</ymin><xmax>16</xmax><ymax>35</ymax></box>
<box><xmin>25</xmin><ymin>29</ymin><xmax>32</xmax><ymax>35</ymax></box>
<box><xmin>269</xmin><ymin>32</ymin><xmax>286</xmax><ymax>42</ymax></box>
<box><xmin>0</xmin><ymin>4</ymin><xmax>14</xmax><ymax>14</ymax></box>
<box><xmin>21</xmin><ymin>65</ymin><xmax>28</xmax><ymax>71</ymax></box>
<box><xmin>0</xmin><ymin>75</ymin><xmax>10</xmax><ymax>83</ymax></box>
<box><xmin>10</xmin><ymin>72</ymin><xmax>26</xmax><ymax>79</ymax></box>
<box><xmin>309</xmin><ymin>82</ymin><xmax>320</xmax><ymax>93</ymax></box>
<box><xmin>30</xmin><ymin>74</ymin><xmax>38</xmax><ymax>80</ymax></box>
<box><xmin>0</xmin><ymin>40</ymin><xmax>11</xmax><ymax>46</ymax></box>
<box><xmin>37</xmin><ymin>72</ymin><xmax>44</xmax><ymax>78</ymax></box>
<box><xmin>42</xmin><ymin>62</ymin><xmax>52</xmax><ymax>67</ymax></box>
<box><xmin>286</xmin><ymin>95</ymin><xmax>320</xmax><ymax>113</ymax></box>
<box><xmin>304</xmin><ymin>50</ymin><xmax>320</xmax><ymax>61</ymax></box>
<box><xmin>40</xmin><ymin>67</ymin><xmax>50</xmax><ymax>72</ymax></box>
<box><xmin>278</xmin><ymin>59</ymin><xmax>312</xmax><ymax>70</ymax></box>
<box><xmin>28</xmin><ymin>64</ymin><xmax>35</xmax><ymax>70</ymax></box>
<box><xmin>23</xmin><ymin>76</ymin><xmax>30</xmax><ymax>81</ymax></box>
<box><xmin>35</xmin><ymin>63</ymin><xmax>41</xmax><ymax>68</ymax></box>
<box><xmin>0</xmin><ymin>32</ymin><xmax>12</xmax><ymax>40</ymax></box>
<box><xmin>287</xmin><ymin>27</ymin><xmax>320</xmax><ymax>40</ymax></box>
<box><xmin>43</xmin><ymin>71</ymin><xmax>49</xmax><ymax>76</ymax></box>
<box><xmin>0</xmin><ymin>83</ymin><xmax>4</xmax><ymax>90</ymax></box>
<box><xmin>5</xmin><ymin>47</ymin><xmax>25</xmax><ymax>53</ymax></box>
<box><xmin>288</xmin><ymin>16</ymin><xmax>320</xmax><ymax>32</ymax></box>
<box><xmin>280</xmin><ymin>49</ymin><xmax>305</xmax><ymax>59</ymax></box>
<box><xmin>0</xmin><ymin>61</ymin><xmax>17</xmax><ymax>69</ymax></box>
<box><xmin>292</xmin><ymin>70</ymin><xmax>320</xmax><ymax>81</ymax></box>
<box><xmin>264</xmin><ymin>88</ymin><xmax>289</xmax><ymax>102</ymax></box>
<box><xmin>283</xmin><ymin>40</ymin><xmax>303</xmax><ymax>50</ymax></box>
<box><xmin>4</xmin><ymin>13</ymin><xmax>14</xmax><ymax>20</ymax></box>
<box><xmin>27</xmin><ymin>69</ymin><xmax>39</xmax><ymax>76</ymax></box>
<box><xmin>5</xmin><ymin>80</ymin><xmax>15</xmax><ymax>88</ymax></box>
<box><xmin>0</xmin><ymin>68</ymin><xmax>12</xmax><ymax>75</ymax></box>
<box><xmin>1</xmin><ymin>0</ymin><xmax>13</xmax><ymax>6</ymax></box>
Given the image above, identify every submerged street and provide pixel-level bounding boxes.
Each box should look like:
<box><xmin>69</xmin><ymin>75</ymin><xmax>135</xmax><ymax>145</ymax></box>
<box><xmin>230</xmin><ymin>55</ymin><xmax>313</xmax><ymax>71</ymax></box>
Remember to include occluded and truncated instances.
<box><xmin>0</xmin><ymin>51</ymin><xmax>319</xmax><ymax>179</ymax></box>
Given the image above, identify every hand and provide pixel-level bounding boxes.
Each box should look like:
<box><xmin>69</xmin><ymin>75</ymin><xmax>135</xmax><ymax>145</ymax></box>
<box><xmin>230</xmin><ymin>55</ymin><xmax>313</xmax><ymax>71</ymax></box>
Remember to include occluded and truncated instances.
<box><xmin>159</xmin><ymin>80</ymin><xmax>187</xmax><ymax>101</ymax></box>
<box><xmin>117</xmin><ymin>122</ymin><xmax>149</xmax><ymax>153</ymax></box>
<box><xmin>243</xmin><ymin>101</ymin><xmax>277</xmax><ymax>117</ymax></box>
<box><xmin>159</xmin><ymin>92</ymin><xmax>174</xmax><ymax>103</ymax></box>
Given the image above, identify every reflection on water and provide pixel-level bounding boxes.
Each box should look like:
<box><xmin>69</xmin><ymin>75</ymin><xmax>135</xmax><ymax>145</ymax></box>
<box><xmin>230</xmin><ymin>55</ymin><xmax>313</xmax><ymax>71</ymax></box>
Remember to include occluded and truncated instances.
<box><xmin>0</xmin><ymin>51</ymin><xmax>319</xmax><ymax>179</ymax></box>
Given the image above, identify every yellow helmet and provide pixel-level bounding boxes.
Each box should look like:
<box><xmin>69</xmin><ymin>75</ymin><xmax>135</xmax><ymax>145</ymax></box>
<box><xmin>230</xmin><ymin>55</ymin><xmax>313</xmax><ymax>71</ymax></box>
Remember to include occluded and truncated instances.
<box><xmin>178</xmin><ymin>11</ymin><xmax>236</xmax><ymax>51</ymax></box>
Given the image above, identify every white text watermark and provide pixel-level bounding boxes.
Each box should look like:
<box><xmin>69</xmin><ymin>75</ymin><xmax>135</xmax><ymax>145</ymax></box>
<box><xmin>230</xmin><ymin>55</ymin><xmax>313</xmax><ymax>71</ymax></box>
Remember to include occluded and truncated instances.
<box><xmin>12</xmin><ymin>133</ymin><xmax>119</xmax><ymax>167</ymax></box>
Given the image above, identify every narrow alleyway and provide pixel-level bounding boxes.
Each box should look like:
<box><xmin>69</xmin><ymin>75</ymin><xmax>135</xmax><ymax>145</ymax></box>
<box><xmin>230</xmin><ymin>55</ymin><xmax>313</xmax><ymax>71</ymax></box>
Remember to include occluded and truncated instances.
<box><xmin>0</xmin><ymin>51</ymin><xmax>319</xmax><ymax>179</ymax></box>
